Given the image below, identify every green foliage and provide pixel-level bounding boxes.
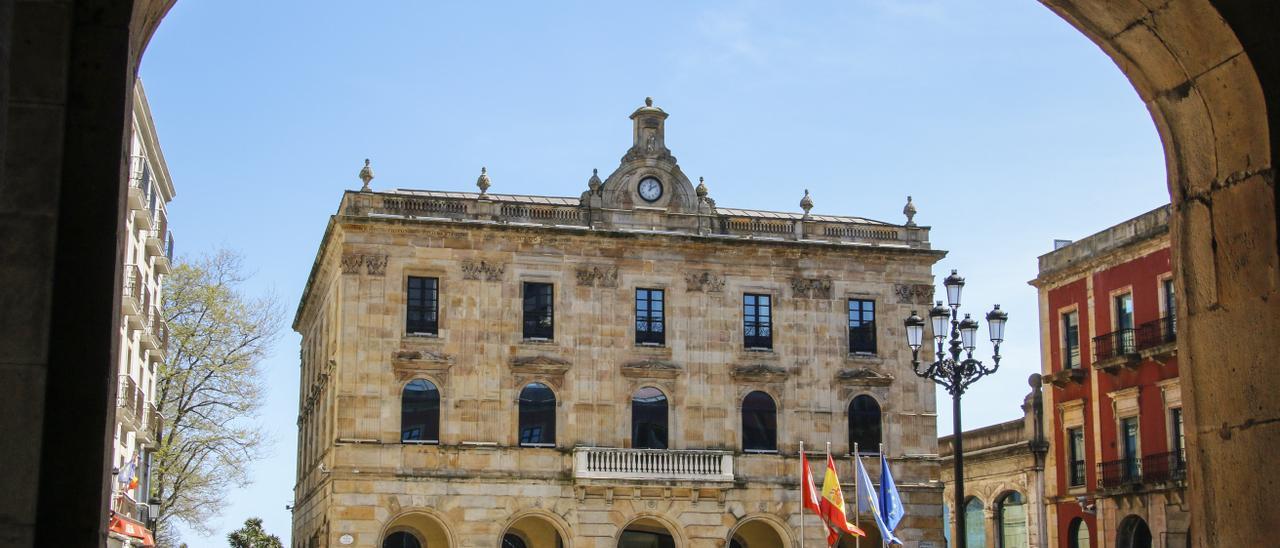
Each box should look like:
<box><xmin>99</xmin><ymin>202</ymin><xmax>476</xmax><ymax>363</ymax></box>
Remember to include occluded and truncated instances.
<box><xmin>228</xmin><ymin>517</ymin><xmax>284</xmax><ymax>548</ymax></box>
<box><xmin>152</xmin><ymin>250</ymin><xmax>282</xmax><ymax>546</ymax></box>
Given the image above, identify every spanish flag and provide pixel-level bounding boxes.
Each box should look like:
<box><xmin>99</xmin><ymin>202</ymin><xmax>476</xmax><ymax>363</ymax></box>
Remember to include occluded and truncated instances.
<box><xmin>819</xmin><ymin>452</ymin><xmax>866</xmax><ymax>544</ymax></box>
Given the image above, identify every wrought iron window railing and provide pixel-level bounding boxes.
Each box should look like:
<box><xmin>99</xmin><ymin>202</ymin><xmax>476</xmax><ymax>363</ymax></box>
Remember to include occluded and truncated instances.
<box><xmin>1095</xmin><ymin>316</ymin><xmax>1177</xmax><ymax>362</ymax></box>
<box><xmin>1099</xmin><ymin>457</ymin><xmax>1142</xmax><ymax>488</ymax></box>
<box><xmin>1141</xmin><ymin>451</ymin><xmax>1186</xmax><ymax>484</ymax></box>
<box><xmin>1093</xmin><ymin>328</ymin><xmax>1135</xmax><ymax>361</ymax></box>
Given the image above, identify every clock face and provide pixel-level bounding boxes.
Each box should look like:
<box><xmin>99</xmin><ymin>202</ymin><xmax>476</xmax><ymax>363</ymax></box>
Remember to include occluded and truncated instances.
<box><xmin>638</xmin><ymin>177</ymin><xmax>663</xmax><ymax>202</ymax></box>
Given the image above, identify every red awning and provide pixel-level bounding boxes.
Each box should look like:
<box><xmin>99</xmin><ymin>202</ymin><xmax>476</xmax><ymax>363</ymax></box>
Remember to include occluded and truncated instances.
<box><xmin>108</xmin><ymin>512</ymin><xmax>156</xmax><ymax>547</ymax></box>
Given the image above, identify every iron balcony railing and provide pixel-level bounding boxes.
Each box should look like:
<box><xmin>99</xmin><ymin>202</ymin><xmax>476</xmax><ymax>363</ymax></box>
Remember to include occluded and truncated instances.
<box><xmin>1142</xmin><ymin>451</ymin><xmax>1187</xmax><ymax>484</ymax></box>
<box><xmin>1069</xmin><ymin>460</ymin><xmax>1087</xmax><ymax>488</ymax></box>
<box><xmin>1099</xmin><ymin>457</ymin><xmax>1142</xmax><ymax>488</ymax></box>
<box><xmin>117</xmin><ymin>375</ymin><xmax>138</xmax><ymax>413</ymax></box>
<box><xmin>1094</xmin><ymin>316</ymin><xmax>1177</xmax><ymax>362</ymax></box>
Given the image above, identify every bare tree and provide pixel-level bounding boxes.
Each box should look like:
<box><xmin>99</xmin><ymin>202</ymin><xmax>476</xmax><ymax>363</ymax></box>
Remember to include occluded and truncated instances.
<box><xmin>152</xmin><ymin>250</ymin><xmax>282</xmax><ymax>545</ymax></box>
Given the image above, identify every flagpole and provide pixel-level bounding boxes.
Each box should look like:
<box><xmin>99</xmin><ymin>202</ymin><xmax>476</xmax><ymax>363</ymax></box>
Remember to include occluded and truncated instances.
<box><xmin>800</xmin><ymin>441</ymin><xmax>806</xmax><ymax>548</ymax></box>
<box><xmin>854</xmin><ymin>442</ymin><xmax>860</xmax><ymax>548</ymax></box>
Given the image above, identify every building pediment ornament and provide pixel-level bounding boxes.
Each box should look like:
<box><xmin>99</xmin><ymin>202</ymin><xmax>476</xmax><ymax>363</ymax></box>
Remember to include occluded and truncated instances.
<box><xmin>620</xmin><ymin>358</ymin><xmax>683</xmax><ymax>379</ymax></box>
<box><xmin>895</xmin><ymin>283</ymin><xmax>935</xmax><ymax>305</ymax></box>
<box><xmin>836</xmin><ymin>367</ymin><xmax>895</xmax><ymax>386</ymax></box>
<box><xmin>510</xmin><ymin>354</ymin><xmax>572</xmax><ymax>375</ymax></box>
<box><xmin>791</xmin><ymin>277</ymin><xmax>833</xmax><ymax>299</ymax></box>
<box><xmin>576</xmin><ymin>265</ymin><xmax>619</xmax><ymax>288</ymax></box>
<box><xmin>684</xmin><ymin>271</ymin><xmax>725</xmax><ymax>293</ymax></box>
<box><xmin>461</xmin><ymin>260</ymin><xmax>505</xmax><ymax>281</ymax></box>
<box><xmin>341</xmin><ymin>253</ymin><xmax>389</xmax><ymax>276</ymax></box>
<box><xmin>394</xmin><ymin>349</ymin><xmax>454</xmax><ymax>363</ymax></box>
<box><xmin>730</xmin><ymin>364</ymin><xmax>789</xmax><ymax>382</ymax></box>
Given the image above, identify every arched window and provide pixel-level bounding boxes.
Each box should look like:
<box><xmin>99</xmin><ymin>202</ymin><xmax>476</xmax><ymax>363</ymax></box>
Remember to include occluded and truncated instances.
<box><xmin>383</xmin><ymin>532</ymin><xmax>421</xmax><ymax>548</ymax></box>
<box><xmin>401</xmin><ymin>379</ymin><xmax>440</xmax><ymax>443</ymax></box>
<box><xmin>741</xmin><ymin>391</ymin><xmax>777</xmax><ymax>452</ymax></box>
<box><xmin>963</xmin><ymin>497</ymin><xmax>986</xmax><ymax>548</ymax></box>
<box><xmin>518</xmin><ymin>382</ymin><xmax>556</xmax><ymax>446</ymax></box>
<box><xmin>632</xmin><ymin>387</ymin><xmax>669</xmax><ymax>449</ymax></box>
<box><xmin>1069</xmin><ymin>518</ymin><xmax>1091</xmax><ymax>548</ymax></box>
<box><xmin>502</xmin><ymin>534</ymin><xmax>528</xmax><ymax>548</ymax></box>
<box><xmin>848</xmin><ymin>395</ymin><xmax>882</xmax><ymax>453</ymax></box>
<box><xmin>997</xmin><ymin>492</ymin><xmax>1029</xmax><ymax>548</ymax></box>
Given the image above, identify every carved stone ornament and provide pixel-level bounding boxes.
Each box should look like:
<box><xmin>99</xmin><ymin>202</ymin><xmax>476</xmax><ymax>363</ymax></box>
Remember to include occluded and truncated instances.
<box><xmin>684</xmin><ymin>271</ymin><xmax>725</xmax><ymax>293</ymax></box>
<box><xmin>510</xmin><ymin>354</ymin><xmax>572</xmax><ymax>375</ymax></box>
<box><xmin>620</xmin><ymin>359</ymin><xmax>683</xmax><ymax>379</ymax></box>
<box><xmin>895</xmin><ymin>283</ymin><xmax>935</xmax><ymax>305</ymax></box>
<box><xmin>836</xmin><ymin>367</ymin><xmax>895</xmax><ymax>386</ymax></box>
<box><xmin>791</xmin><ymin>277</ymin><xmax>833</xmax><ymax>299</ymax></box>
<box><xmin>393</xmin><ymin>349</ymin><xmax>454</xmax><ymax>364</ymax></box>
<box><xmin>461</xmin><ymin>260</ymin><xmax>505</xmax><ymax>281</ymax></box>
<box><xmin>340</xmin><ymin>253</ymin><xmax>364</xmax><ymax>275</ymax></box>
<box><xmin>364</xmin><ymin>254</ymin><xmax>388</xmax><ymax>276</ymax></box>
<box><xmin>576</xmin><ymin>265</ymin><xmax>619</xmax><ymax>288</ymax></box>
<box><xmin>730</xmin><ymin>364</ymin><xmax>789</xmax><ymax>383</ymax></box>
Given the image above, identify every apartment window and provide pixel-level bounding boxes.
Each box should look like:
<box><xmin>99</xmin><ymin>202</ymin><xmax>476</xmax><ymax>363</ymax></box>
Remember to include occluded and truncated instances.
<box><xmin>847</xmin><ymin>299</ymin><xmax>877</xmax><ymax>354</ymax></box>
<box><xmin>1068</xmin><ymin>427</ymin><xmax>1086</xmax><ymax>487</ymax></box>
<box><xmin>743</xmin><ymin>293</ymin><xmax>773</xmax><ymax>349</ymax></box>
<box><xmin>1115</xmin><ymin>292</ymin><xmax>1135</xmax><ymax>353</ymax></box>
<box><xmin>635</xmin><ymin>288</ymin><xmax>665</xmax><ymax>345</ymax></box>
<box><xmin>632</xmin><ymin>387</ymin><xmax>669</xmax><ymax>449</ymax></box>
<box><xmin>848</xmin><ymin>395</ymin><xmax>882</xmax><ymax>453</ymax></box>
<box><xmin>401</xmin><ymin>379</ymin><xmax>440</xmax><ymax>443</ymax></box>
<box><xmin>518</xmin><ymin>383</ymin><xmax>556</xmax><ymax>447</ymax></box>
<box><xmin>741</xmin><ymin>391</ymin><xmax>777</xmax><ymax>452</ymax></box>
<box><xmin>1063</xmin><ymin>311</ymin><xmax>1081</xmax><ymax>369</ymax></box>
<box><xmin>1163</xmin><ymin>278</ymin><xmax>1177</xmax><ymax>335</ymax></box>
<box><xmin>1121</xmin><ymin>417</ymin><xmax>1140</xmax><ymax>479</ymax></box>
<box><xmin>1170</xmin><ymin>407</ymin><xmax>1185</xmax><ymax>463</ymax></box>
<box><xmin>406</xmin><ymin>276</ymin><xmax>439</xmax><ymax>335</ymax></box>
<box><xmin>522</xmin><ymin>282</ymin><xmax>554</xmax><ymax>340</ymax></box>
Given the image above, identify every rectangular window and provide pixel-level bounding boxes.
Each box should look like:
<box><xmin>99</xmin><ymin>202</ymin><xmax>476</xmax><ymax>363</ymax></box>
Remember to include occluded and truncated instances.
<box><xmin>848</xmin><ymin>299</ymin><xmax>877</xmax><ymax>354</ymax></box>
<box><xmin>743</xmin><ymin>293</ymin><xmax>773</xmax><ymax>350</ymax></box>
<box><xmin>406</xmin><ymin>276</ymin><xmax>439</xmax><ymax>335</ymax></box>
<box><xmin>1171</xmin><ymin>407</ymin><xmax>1185</xmax><ymax>463</ymax></box>
<box><xmin>522</xmin><ymin>282</ymin><xmax>554</xmax><ymax>340</ymax></box>
<box><xmin>1115</xmin><ymin>292</ymin><xmax>1135</xmax><ymax>353</ymax></box>
<box><xmin>635</xmin><ymin>288</ymin><xmax>665</xmax><ymax>345</ymax></box>
<box><xmin>1122</xmin><ymin>417</ymin><xmax>1140</xmax><ymax>480</ymax></box>
<box><xmin>1163</xmin><ymin>278</ymin><xmax>1177</xmax><ymax>336</ymax></box>
<box><xmin>1063</xmin><ymin>311</ymin><xmax>1080</xmax><ymax>369</ymax></box>
<box><xmin>1068</xmin><ymin>427</ymin><xmax>1086</xmax><ymax>487</ymax></box>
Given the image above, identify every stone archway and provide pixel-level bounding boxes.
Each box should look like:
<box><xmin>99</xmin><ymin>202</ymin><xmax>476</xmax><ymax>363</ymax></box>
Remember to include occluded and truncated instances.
<box><xmin>381</xmin><ymin>511</ymin><xmax>454</xmax><ymax>548</ymax></box>
<box><xmin>618</xmin><ymin>516</ymin><xmax>682</xmax><ymax>548</ymax></box>
<box><xmin>502</xmin><ymin>511</ymin><xmax>570</xmax><ymax>548</ymax></box>
<box><xmin>727</xmin><ymin>515</ymin><xmax>791</xmax><ymax>548</ymax></box>
<box><xmin>1117</xmin><ymin>515</ymin><xmax>1153</xmax><ymax>548</ymax></box>
<box><xmin>0</xmin><ymin>1</ymin><xmax>1277</xmax><ymax>547</ymax></box>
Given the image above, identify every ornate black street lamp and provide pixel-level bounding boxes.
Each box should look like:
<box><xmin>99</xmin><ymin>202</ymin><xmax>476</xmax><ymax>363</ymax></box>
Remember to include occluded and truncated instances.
<box><xmin>903</xmin><ymin>269</ymin><xmax>1007</xmax><ymax>548</ymax></box>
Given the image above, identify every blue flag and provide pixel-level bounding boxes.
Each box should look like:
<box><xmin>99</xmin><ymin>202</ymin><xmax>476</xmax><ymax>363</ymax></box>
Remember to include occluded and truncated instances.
<box><xmin>880</xmin><ymin>453</ymin><xmax>905</xmax><ymax>532</ymax></box>
<box><xmin>855</xmin><ymin>454</ymin><xmax>903</xmax><ymax>545</ymax></box>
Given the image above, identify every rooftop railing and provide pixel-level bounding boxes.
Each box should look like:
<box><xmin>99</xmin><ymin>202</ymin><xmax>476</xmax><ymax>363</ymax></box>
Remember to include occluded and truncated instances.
<box><xmin>352</xmin><ymin>192</ymin><xmax>923</xmax><ymax>247</ymax></box>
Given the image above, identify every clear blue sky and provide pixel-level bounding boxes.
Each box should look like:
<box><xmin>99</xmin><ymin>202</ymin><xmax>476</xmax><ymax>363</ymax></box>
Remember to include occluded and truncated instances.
<box><xmin>141</xmin><ymin>1</ymin><xmax>1166</xmax><ymax>545</ymax></box>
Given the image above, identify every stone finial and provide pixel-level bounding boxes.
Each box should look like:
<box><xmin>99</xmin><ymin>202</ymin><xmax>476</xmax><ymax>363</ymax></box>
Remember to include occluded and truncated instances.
<box><xmin>358</xmin><ymin>158</ymin><xmax>374</xmax><ymax>192</ymax></box>
<box><xmin>800</xmin><ymin>189</ymin><xmax>814</xmax><ymax>217</ymax></box>
<box><xmin>696</xmin><ymin>177</ymin><xmax>708</xmax><ymax>198</ymax></box>
<box><xmin>645</xmin><ymin>96</ymin><xmax>653</xmax><ymax>107</ymax></box>
<box><xmin>476</xmin><ymin>167</ymin><xmax>491</xmax><ymax>195</ymax></box>
<box><xmin>903</xmin><ymin>195</ymin><xmax>917</xmax><ymax>226</ymax></box>
<box><xmin>588</xmin><ymin>168</ymin><xmax>602</xmax><ymax>193</ymax></box>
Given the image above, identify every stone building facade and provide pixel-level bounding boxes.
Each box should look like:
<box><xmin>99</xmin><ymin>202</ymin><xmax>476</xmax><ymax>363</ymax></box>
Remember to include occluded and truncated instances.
<box><xmin>290</xmin><ymin>99</ymin><xmax>948</xmax><ymax>548</ymax></box>
<box><xmin>108</xmin><ymin>78</ymin><xmax>174</xmax><ymax>547</ymax></box>
<box><xmin>939</xmin><ymin>378</ymin><xmax>1049</xmax><ymax>548</ymax></box>
<box><xmin>1030</xmin><ymin>206</ymin><xmax>1186</xmax><ymax>548</ymax></box>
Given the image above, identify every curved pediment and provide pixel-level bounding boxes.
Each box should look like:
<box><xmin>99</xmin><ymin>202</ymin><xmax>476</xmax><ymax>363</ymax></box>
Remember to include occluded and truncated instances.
<box><xmin>836</xmin><ymin>367</ymin><xmax>895</xmax><ymax>386</ymax></box>
<box><xmin>510</xmin><ymin>354</ymin><xmax>572</xmax><ymax>375</ymax></box>
<box><xmin>620</xmin><ymin>358</ymin><xmax>683</xmax><ymax>379</ymax></box>
<box><xmin>730</xmin><ymin>364</ymin><xmax>789</xmax><ymax>383</ymax></box>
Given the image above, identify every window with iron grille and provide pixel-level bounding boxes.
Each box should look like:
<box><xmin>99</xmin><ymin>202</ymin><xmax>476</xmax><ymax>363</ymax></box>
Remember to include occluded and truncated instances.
<box><xmin>1063</xmin><ymin>311</ymin><xmax>1080</xmax><ymax>369</ymax></box>
<box><xmin>848</xmin><ymin>299</ymin><xmax>877</xmax><ymax>354</ymax></box>
<box><xmin>635</xmin><ymin>288</ymin><xmax>665</xmax><ymax>345</ymax></box>
<box><xmin>1068</xmin><ymin>427</ymin><xmax>1086</xmax><ymax>487</ymax></box>
<box><xmin>522</xmin><ymin>282</ymin><xmax>554</xmax><ymax>340</ymax></box>
<box><xmin>743</xmin><ymin>293</ymin><xmax>772</xmax><ymax>349</ymax></box>
<box><xmin>1171</xmin><ymin>407</ymin><xmax>1185</xmax><ymax>464</ymax></box>
<box><xmin>406</xmin><ymin>276</ymin><xmax>439</xmax><ymax>335</ymax></box>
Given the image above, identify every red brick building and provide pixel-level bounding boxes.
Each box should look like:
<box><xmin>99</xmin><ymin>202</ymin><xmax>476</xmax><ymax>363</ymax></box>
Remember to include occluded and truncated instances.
<box><xmin>1030</xmin><ymin>206</ymin><xmax>1186</xmax><ymax>548</ymax></box>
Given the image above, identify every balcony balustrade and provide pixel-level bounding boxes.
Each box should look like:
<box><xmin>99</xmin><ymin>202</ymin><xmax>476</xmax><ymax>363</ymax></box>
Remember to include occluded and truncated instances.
<box><xmin>127</xmin><ymin>155</ymin><xmax>148</xmax><ymax>211</ymax></box>
<box><xmin>573</xmin><ymin>447</ymin><xmax>734</xmax><ymax>482</ymax></box>
<box><xmin>1093</xmin><ymin>316</ymin><xmax>1178</xmax><ymax>371</ymax></box>
<box><xmin>1099</xmin><ymin>457</ymin><xmax>1142</xmax><ymax>488</ymax></box>
<box><xmin>121</xmin><ymin>265</ymin><xmax>144</xmax><ymax>319</ymax></box>
<box><xmin>1142</xmin><ymin>451</ymin><xmax>1186</xmax><ymax>484</ymax></box>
